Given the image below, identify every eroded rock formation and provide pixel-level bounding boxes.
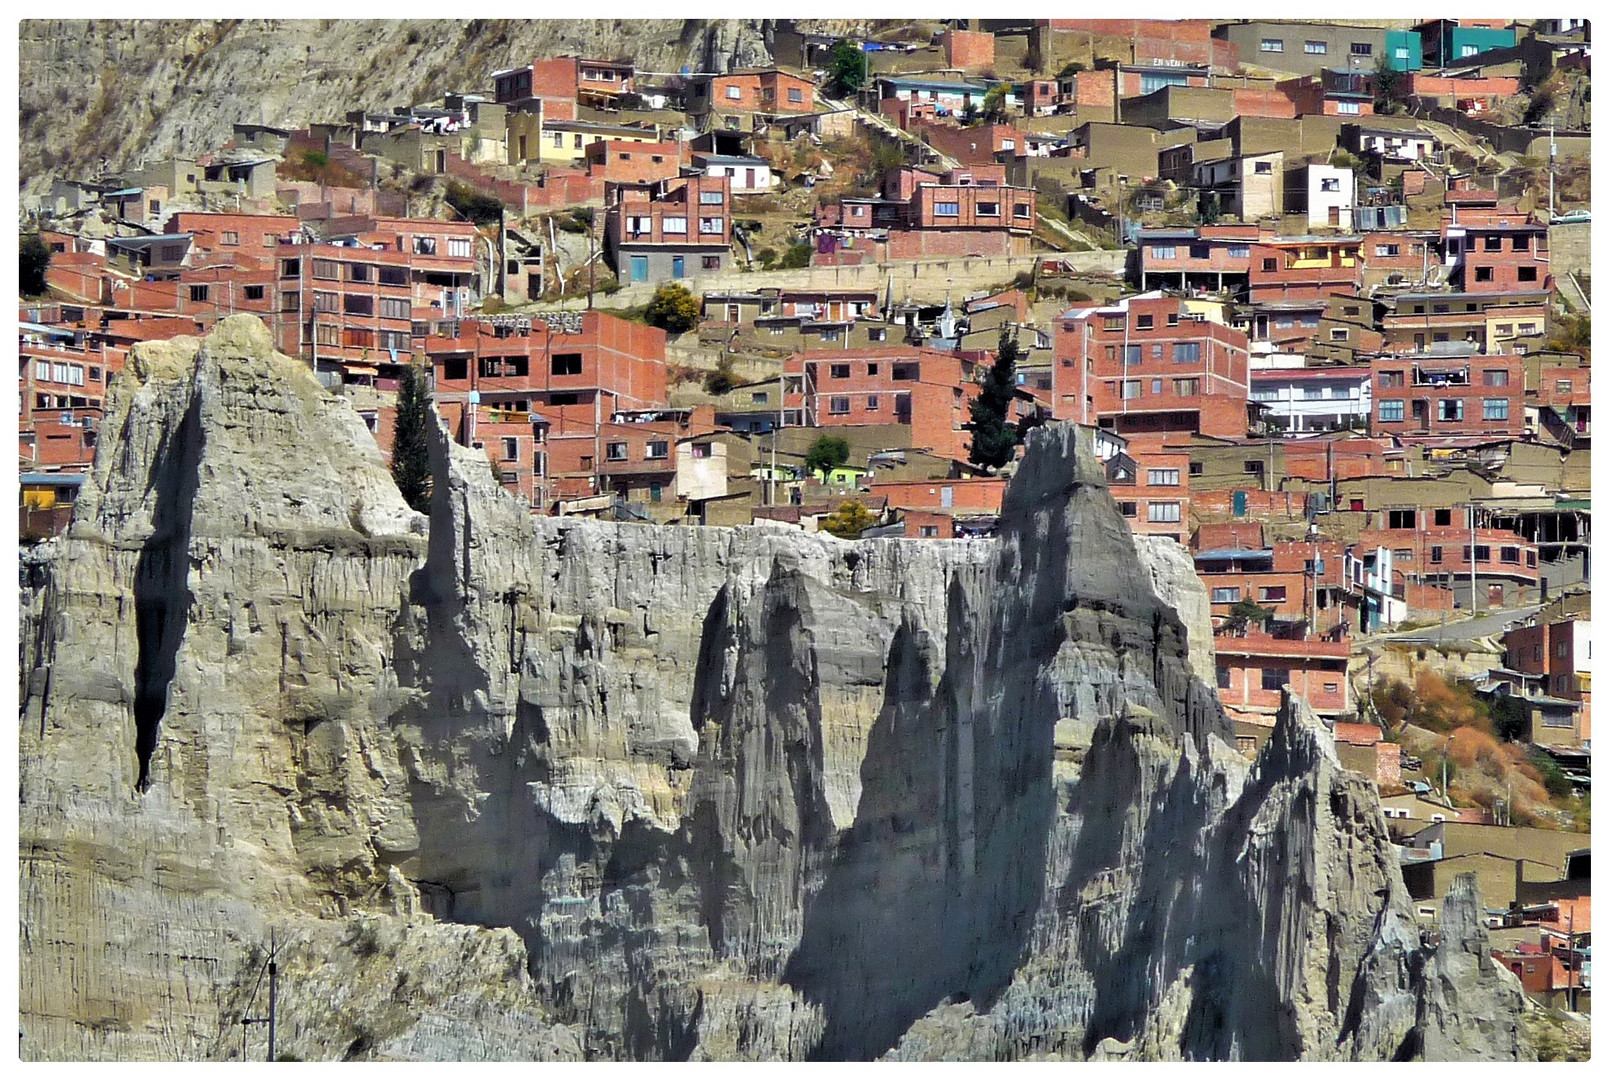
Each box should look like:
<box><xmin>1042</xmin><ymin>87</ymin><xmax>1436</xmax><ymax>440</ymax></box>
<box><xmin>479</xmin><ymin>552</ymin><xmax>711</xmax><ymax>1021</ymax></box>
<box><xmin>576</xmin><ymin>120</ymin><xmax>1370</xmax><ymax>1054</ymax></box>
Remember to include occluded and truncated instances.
<box><xmin>19</xmin><ymin>316</ymin><xmax>1529</xmax><ymax>1061</ymax></box>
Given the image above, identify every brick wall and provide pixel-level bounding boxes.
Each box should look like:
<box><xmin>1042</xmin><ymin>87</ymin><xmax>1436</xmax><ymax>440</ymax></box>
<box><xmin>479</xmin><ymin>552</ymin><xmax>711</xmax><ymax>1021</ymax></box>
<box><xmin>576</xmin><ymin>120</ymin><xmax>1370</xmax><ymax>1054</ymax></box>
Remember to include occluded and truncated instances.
<box><xmin>944</xmin><ymin>30</ymin><xmax>997</xmax><ymax>72</ymax></box>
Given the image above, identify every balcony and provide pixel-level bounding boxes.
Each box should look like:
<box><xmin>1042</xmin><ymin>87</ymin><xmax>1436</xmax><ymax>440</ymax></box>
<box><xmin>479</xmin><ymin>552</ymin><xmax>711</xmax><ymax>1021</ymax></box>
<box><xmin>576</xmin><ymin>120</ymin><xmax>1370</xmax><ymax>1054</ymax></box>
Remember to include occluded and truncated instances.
<box><xmin>1412</xmin><ymin>365</ymin><xmax>1470</xmax><ymax>387</ymax></box>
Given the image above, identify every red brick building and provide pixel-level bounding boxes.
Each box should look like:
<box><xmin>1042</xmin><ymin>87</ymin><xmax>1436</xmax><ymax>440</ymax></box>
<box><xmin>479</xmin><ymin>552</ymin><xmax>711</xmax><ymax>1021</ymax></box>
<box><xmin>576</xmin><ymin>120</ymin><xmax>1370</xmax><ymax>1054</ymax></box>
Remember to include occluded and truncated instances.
<box><xmin>1448</xmin><ymin>221</ymin><xmax>1552</xmax><ymax>294</ymax></box>
<box><xmin>604</xmin><ymin>175</ymin><xmax>733</xmax><ymax>284</ymax></box>
<box><xmin>783</xmin><ymin>346</ymin><xmax>983</xmax><ymax>464</ymax></box>
<box><xmin>582</xmin><ymin>140</ymin><xmax>685</xmax><ymax>184</ymax></box>
<box><xmin>1053</xmin><ymin>292</ymin><xmax>1252</xmax><ymax>439</ymax></box>
<box><xmin>1105</xmin><ymin>433</ymin><xmax>1192</xmax><ymax>542</ymax></box>
<box><xmin>1370</xmin><ymin>350</ymin><xmax>1524</xmax><ymax>438</ymax></box>
<box><xmin>425</xmin><ymin>311</ymin><xmax>670</xmax><ymax>507</ymax></box>
<box><xmin>1215</xmin><ymin>632</ymin><xmax>1352</xmax><ymax>718</ymax></box>
<box><xmin>1357</xmin><ymin>507</ymin><xmax>1540</xmax><ymax>607</ymax></box>
<box><xmin>815</xmin><ymin>164</ymin><xmax>1035</xmax><ymax>260</ymax></box>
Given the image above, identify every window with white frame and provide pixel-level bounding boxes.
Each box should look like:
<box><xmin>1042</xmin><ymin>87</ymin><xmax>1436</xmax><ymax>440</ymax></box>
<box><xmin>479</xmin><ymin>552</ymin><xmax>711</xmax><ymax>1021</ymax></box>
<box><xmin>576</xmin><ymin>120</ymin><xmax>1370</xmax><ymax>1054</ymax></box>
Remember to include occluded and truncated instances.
<box><xmin>1211</xmin><ymin>587</ymin><xmax>1241</xmax><ymax>603</ymax></box>
<box><xmin>1147</xmin><ymin>468</ymin><xmax>1180</xmax><ymax>486</ymax></box>
<box><xmin>726</xmin><ymin>85</ymin><xmax>742</xmax><ymax>100</ymax></box>
<box><xmin>934</xmin><ymin>202</ymin><xmax>960</xmax><ymax>216</ymax></box>
<box><xmin>700</xmin><ymin>190</ymin><xmax>724</xmax><ymax>204</ymax></box>
<box><xmin>1261</xmin><ymin>39</ymin><xmax>1284</xmax><ymax>52</ymax></box>
<box><xmin>700</xmin><ymin>217</ymin><xmax>724</xmax><ymax>234</ymax></box>
<box><xmin>448</xmin><ymin>237</ymin><xmax>472</xmax><ymax>258</ymax></box>
<box><xmin>1305</xmin><ymin>41</ymin><xmax>1327</xmax><ymax>54</ymax></box>
<box><xmin>662</xmin><ymin>216</ymin><xmax>688</xmax><ymax>234</ymax></box>
<box><xmin>1147</xmin><ymin>501</ymin><xmax>1181</xmax><ymax>523</ymax></box>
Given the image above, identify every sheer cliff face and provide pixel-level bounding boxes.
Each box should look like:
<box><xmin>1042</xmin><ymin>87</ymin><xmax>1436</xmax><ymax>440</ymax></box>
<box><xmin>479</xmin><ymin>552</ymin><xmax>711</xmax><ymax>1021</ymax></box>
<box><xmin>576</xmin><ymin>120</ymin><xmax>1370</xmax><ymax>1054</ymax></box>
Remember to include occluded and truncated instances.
<box><xmin>19</xmin><ymin>317</ymin><xmax>1529</xmax><ymax>1062</ymax></box>
<box><xmin>19</xmin><ymin>19</ymin><xmax>780</xmax><ymax>195</ymax></box>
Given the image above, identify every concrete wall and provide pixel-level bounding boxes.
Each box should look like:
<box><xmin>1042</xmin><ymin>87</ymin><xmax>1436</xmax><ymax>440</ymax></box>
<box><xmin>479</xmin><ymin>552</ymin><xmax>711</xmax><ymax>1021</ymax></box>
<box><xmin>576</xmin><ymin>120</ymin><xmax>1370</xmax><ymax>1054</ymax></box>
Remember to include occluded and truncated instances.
<box><xmin>563</xmin><ymin>250</ymin><xmax>1126</xmax><ymax>310</ymax></box>
<box><xmin>1548</xmin><ymin>220</ymin><xmax>1590</xmax><ymax>299</ymax></box>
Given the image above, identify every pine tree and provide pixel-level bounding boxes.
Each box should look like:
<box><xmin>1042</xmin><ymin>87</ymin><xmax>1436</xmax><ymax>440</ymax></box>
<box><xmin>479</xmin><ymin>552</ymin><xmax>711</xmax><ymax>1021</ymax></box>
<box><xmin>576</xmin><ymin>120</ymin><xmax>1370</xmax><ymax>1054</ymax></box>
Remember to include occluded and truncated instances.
<box><xmin>391</xmin><ymin>364</ymin><xmax>433</xmax><ymax>513</ymax></box>
<box><xmin>968</xmin><ymin>330</ymin><xmax>1021</xmax><ymax>471</ymax></box>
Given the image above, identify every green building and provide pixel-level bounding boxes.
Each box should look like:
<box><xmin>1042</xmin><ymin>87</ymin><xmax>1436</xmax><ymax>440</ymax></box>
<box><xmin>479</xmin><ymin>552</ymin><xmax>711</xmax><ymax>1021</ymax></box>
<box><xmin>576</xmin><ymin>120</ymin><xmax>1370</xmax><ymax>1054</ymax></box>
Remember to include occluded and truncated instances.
<box><xmin>1384</xmin><ymin>30</ymin><xmax>1423</xmax><ymax>72</ymax></box>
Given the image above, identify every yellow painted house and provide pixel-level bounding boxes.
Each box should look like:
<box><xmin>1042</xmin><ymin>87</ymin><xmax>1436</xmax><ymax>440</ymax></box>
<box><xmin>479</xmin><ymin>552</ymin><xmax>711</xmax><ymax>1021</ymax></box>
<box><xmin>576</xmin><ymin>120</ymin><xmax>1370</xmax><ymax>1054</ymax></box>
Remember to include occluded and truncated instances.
<box><xmin>538</xmin><ymin>119</ymin><xmax>661</xmax><ymax>164</ymax></box>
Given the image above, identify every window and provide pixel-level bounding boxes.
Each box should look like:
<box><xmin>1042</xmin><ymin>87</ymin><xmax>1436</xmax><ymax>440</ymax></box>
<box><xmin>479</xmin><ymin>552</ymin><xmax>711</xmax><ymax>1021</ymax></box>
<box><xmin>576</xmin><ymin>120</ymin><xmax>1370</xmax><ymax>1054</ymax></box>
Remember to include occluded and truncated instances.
<box><xmin>1118</xmin><ymin>501</ymin><xmax>1138</xmax><ymax>518</ymax></box>
<box><xmin>1175</xmin><ymin>343</ymin><xmax>1200</xmax><ymax>370</ymax></box>
<box><xmin>343</xmin><ymin>295</ymin><xmax>373</xmax><ymax>316</ymax></box>
<box><xmin>646</xmin><ymin>441</ymin><xmax>669</xmax><ymax>460</ymax></box>
<box><xmin>1500</xmin><ymin>546</ymin><xmax>1521</xmax><ymax>565</ymax></box>
<box><xmin>244</xmin><ymin>284</ymin><xmax>265</xmax><ymax>301</ymax></box>
<box><xmin>1217</xmin><ymin>666</ymin><xmax>1232</xmax><ymax>689</ymax></box>
<box><xmin>1387</xmin><ymin>509</ymin><xmax>1416</xmax><ymax>529</ymax></box>
<box><xmin>1556</xmin><ymin>379</ymin><xmax>1573</xmax><ymax>395</ymax></box>
<box><xmin>1016</xmin><ymin>203</ymin><xmax>1035</xmax><ymax>221</ymax></box>
<box><xmin>1305</xmin><ymin>40</ymin><xmax>1328</xmax><ymax>54</ymax></box>
<box><xmin>1167</xmin><ymin>313</ymin><xmax>1179</xmax><ymax>327</ymax></box>
<box><xmin>1211</xmin><ymin>587</ymin><xmax>1241</xmax><ymax>603</ymax></box>
<box><xmin>1474</xmin><ymin>266</ymin><xmax>1494</xmax><ymax>283</ymax></box>
<box><xmin>89</xmin><ymin>367</ymin><xmax>101</xmax><ymax>382</ymax></box>
<box><xmin>824</xmin><ymin>396</ymin><xmax>851</xmax><ymax>416</ymax></box>
<box><xmin>1254</xmin><ymin>160</ymin><xmax>1273</xmax><ymax>174</ymax></box>
<box><xmin>448</xmin><ymin>237</ymin><xmax>472</xmax><ymax>258</ymax></box>
<box><xmin>1321</xmin><ymin>178</ymin><xmax>1340</xmax><ymax>192</ymax></box>
<box><xmin>1124</xmin><ymin>344</ymin><xmax>1141</xmax><ymax>365</ymax></box>
<box><xmin>1336</xmin><ymin>101</ymin><xmax>1361</xmax><ymax>115</ymax></box>
<box><xmin>1350</xmin><ymin>42</ymin><xmax>1372</xmax><ymax>56</ymax></box>
<box><xmin>1189</xmin><ymin>461</ymin><xmax>1203</xmax><ymax>477</ymax></box>
<box><xmin>1260</xmin><ymin>39</ymin><xmax>1284</xmax><ymax>53</ymax></box>
<box><xmin>1483</xmin><ymin>398</ymin><xmax>1509</xmax><ymax>421</ymax></box>
<box><xmin>829</xmin><ymin>364</ymin><xmax>851</xmax><ymax>379</ymax></box>
<box><xmin>1152</xmin><ymin>245</ymin><xmax>1177</xmax><ymax>259</ymax></box>
<box><xmin>221</xmin><ymin>230</ymin><xmax>239</xmax><ymax>245</ymax></box>
<box><xmin>1395</xmin><ymin>46</ymin><xmax>1410</xmax><ymax>60</ymax></box>
<box><xmin>1474</xmin><ymin>544</ymin><xmax>1491</xmax><ymax>561</ymax></box>
<box><xmin>1260</xmin><ymin>586</ymin><xmax>1287</xmax><ymax>602</ymax></box>
<box><xmin>1438</xmin><ymin>399</ymin><xmax>1464</xmax><ymax>422</ymax></box>
<box><xmin>1227</xmin><ymin>244</ymin><xmax>1250</xmax><ymax>259</ymax></box>
<box><xmin>934</xmin><ymin>202</ymin><xmax>960</xmax><ymax>217</ymax></box>
<box><xmin>726</xmin><ymin>84</ymin><xmax>742</xmax><ymax>100</ymax></box>
<box><xmin>501</xmin><ymin>437</ymin><xmax>519</xmax><ymax>461</ymax></box>
<box><xmin>1263</xmin><ymin>258</ymin><xmax>1278</xmax><ymax>272</ymax></box>
<box><xmin>1148</xmin><ymin>469</ymin><xmax>1180</xmax><ymax>486</ymax></box>
<box><xmin>662</xmin><ymin>216</ymin><xmax>688</xmax><ymax>234</ymax></box>
<box><xmin>1148</xmin><ymin>502</ymin><xmax>1182</xmax><ymax>523</ymax></box>
<box><xmin>866</xmin><ymin>395</ymin><xmax>879</xmax><ymax>411</ymax></box>
<box><xmin>699</xmin><ymin>217</ymin><xmax>724</xmax><ymax>234</ymax></box>
<box><xmin>1517</xmin><ymin>266</ymin><xmax>1538</xmax><ymax>282</ymax></box>
<box><xmin>977</xmin><ymin>202</ymin><xmax>999</xmax><ymax>216</ymax></box>
<box><xmin>189</xmin><ymin>284</ymin><xmax>209</xmax><ymax>302</ymax></box>
<box><xmin>280</xmin><ymin>258</ymin><xmax>301</xmax><ymax>278</ymax></box>
<box><xmin>699</xmin><ymin>190</ymin><xmax>725</xmax><ymax>206</ymax></box>
<box><xmin>312</xmin><ymin>258</ymin><xmax>339</xmax><ymax>280</ymax></box>
<box><xmin>552</xmin><ymin>353</ymin><xmax>583</xmax><ymax>376</ymax></box>
<box><xmin>1150</xmin><ymin>345</ymin><xmax>1163</xmax><ymax>361</ymax></box>
<box><xmin>606</xmin><ymin>442</ymin><xmax>629</xmax><ymax>462</ymax></box>
<box><xmin>1136</xmin><ymin>314</ymin><xmax>1156</xmax><ymax>331</ymax></box>
<box><xmin>787</xmin><ymin>86</ymin><xmax>803</xmax><ymax>103</ymax></box>
<box><xmin>1152</xmin><ymin>378</ymin><xmax>1163</xmax><ymax>395</ymax></box>
<box><xmin>1262</xmin><ymin>668</ymin><xmax>1290</xmax><ymax>692</ymax></box>
<box><xmin>1122</xmin><ymin>380</ymin><xmax>1141</xmax><ymax>400</ymax></box>
<box><xmin>1174</xmin><ymin>377</ymin><xmax>1199</xmax><ymax>396</ymax></box>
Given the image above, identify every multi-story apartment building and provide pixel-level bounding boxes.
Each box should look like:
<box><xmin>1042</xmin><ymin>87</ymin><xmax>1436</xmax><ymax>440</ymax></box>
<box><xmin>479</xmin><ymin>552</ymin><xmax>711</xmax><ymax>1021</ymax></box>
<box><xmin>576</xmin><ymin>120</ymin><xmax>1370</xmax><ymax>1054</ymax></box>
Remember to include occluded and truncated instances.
<box><xmin>604</xmin><ymin>175</ymin><xmax>733</xmax><ymax>285</ymax></box>
<box><xmin>688</xmin><ymin>69</ymin><xmax>818</xmax><ymax>131</ymax></box>
<box><xmin>1445</xmin><ymin>220</ymin><xmax>1551</xmax><ymax>294</ymax></box>
<box><xmin>1136</xmin><ymin>226</ymin><xmax>1260</xmax><ymax>295</ymax></box>
<box><xmin>1214</xmin><ymin>22</ymin><xmax>1416</xmax><ymax>78</ymax></box>
<box><xmin>1248</xmin><ymin>234</ymin><xmax>1361</xmax><ymax>302</ymax></box>
<box><xmin>1378</xmin><ymin>291</ymin><xmax>1549</xmax><ymax>355</ymax></box>
<box><xmin>276</xmin><ymin>218</ymin><xmax>479</xmax><ymax>371</ymax></box>
<box><xmin>1214</xmin><ymin>632</ymin><xmax>1352</xmax><ymax>718</ymax></box>
<box><xmin>781</xmin><ymin>346</ymin><xmax>983</xmax><ymax>463</ymax></box>
<box><xmin>1105</xmin><ymin>434</ymin><xmax>1192</xmax><ymax>543</ymax></box>
<box><xmin>1249</xmin><ymin>366</ymin><xmax>1372</xmax><ymax>433</ymax></box>
<box><xmin>425</xmin><ymin>311</ymin><xmax>669</xmax><ymax>507</ymax></box>
<box><xmin>1369</xmin><ymin>348</ymin><xmax>1524</xmax><ymax>439</ymax></box>
<box><xmin>816</xmin><ymin>164</ymin><xmax>1036</xmax><ymax>260</ymax></box>
<box><xmin>1356</xmin><ymin>504</ymin><xmax>1540</xmax><ymax>608</ymax></box>
<box><xmin>1053</xmin><ymin>292</ymin><xmax>1251</xmax><ymax>439</ymax></box>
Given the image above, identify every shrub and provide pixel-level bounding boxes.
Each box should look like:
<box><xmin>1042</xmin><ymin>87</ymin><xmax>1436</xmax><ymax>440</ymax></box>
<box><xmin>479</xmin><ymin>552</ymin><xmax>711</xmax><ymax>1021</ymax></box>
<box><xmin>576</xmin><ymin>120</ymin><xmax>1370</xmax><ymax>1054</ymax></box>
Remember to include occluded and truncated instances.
<box><xmin>644</xmin><ymin>283</ymin><xmax>698</xmax><ymax>334</ymax></box>
<box><xmin>778</xmin><ymin>243</ymin><xmax>813</xmax><ymax>269</ymax></box>
<box><xmin>444</xmin><ymin>181</ymin><xmax>502</xmax><ymax>227</ymax></box>
<box><xmin>821</xmin><ymin>500</ymin><xmax>875</xmax><ymax>539</ymax></box>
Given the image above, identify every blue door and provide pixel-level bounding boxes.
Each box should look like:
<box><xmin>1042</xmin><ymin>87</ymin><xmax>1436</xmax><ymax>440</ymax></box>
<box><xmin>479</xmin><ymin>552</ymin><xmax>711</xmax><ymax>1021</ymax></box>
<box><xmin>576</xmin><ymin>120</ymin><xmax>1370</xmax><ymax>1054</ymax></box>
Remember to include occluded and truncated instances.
<box><xmin>672</xmin><ymin>255</ymin><xmax>685</xmax><ymax>279</ymax></box>
<box><xmin>1233</xmin><ymin>490</ymin><xmax>1248</xmax><ymax>517</ymax></box>
<box><xmin>630</xmin><ymin>255</ymin><xmax>648</xmax><ymax>283</ymax></box>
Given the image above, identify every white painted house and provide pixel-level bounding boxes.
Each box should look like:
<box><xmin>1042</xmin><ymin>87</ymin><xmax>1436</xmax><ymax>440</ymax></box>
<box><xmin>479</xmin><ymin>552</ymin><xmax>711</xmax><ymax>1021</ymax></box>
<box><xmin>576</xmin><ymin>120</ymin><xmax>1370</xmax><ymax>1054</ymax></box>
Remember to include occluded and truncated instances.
<box><xmin>690</xmin><ymin>153</ymin><xmax>774</xmax><ymax>192</ymax></box>
<box><xmin>1306</xmin><ymin>164</ymin><xmax>1356</xmax><ymax>228</ymax></box>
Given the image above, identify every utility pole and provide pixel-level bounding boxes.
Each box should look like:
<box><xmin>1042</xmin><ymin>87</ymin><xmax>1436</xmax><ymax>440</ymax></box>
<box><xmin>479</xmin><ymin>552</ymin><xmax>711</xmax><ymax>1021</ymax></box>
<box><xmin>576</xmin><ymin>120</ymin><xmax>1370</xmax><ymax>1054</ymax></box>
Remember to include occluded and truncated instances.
<box><xmin>1548</xmin><ymin>117</ymin><xmax>1557</xmax><ymax>219</ymax></box>
<box><xmin>588</xmin><ymin>206</ymin><xmax>597</xmax><ymax>311</ymax></box>
<box><xmin>267</xmin><ymin>929</ymin><xmax>278</xmax><ymax>1062</ymax></box>
<box><xmin>1470</xmin><ymin>502</ymin><xmax>1480</xmax><ymax>614</ymax></box>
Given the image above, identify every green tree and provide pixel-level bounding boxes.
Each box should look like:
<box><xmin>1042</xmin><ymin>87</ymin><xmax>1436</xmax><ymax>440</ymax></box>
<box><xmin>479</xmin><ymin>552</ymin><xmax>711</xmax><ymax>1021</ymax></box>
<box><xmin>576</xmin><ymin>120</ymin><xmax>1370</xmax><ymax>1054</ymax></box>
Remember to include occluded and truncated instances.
<box><xmin>645</xmin><ymin>282</ymin><xmax>699</xmax><ymax>333</ymax></box>
<box><xmin>1223</xmin><ymin>597</ymin><xmax>1276</xmax><ymax>634</ymax></box>
<box><xmin>391</xmin><ymin>364</ymin><xmax>433</xmax><ymax>514</ymax></box>
<box><xmin>968</xmin><ymin>330</ymin><xmax>1021</xmax><ymax>470</ymax></box>
<box><xmin>821</xmin><ymin>500</ymin><xmax>875</xmax><ymax>539</ymax></box>
<box><xmin>20</xmin><ymin>233</ymin><xmax>51</xmax><ymax>296</ymax></box>
<box><xmin>827</xmin><ymin>39</ymin><xmax>867</xmax><ymax>97</ymax></box>
<box><xmin>1197</xmin><ymin>189</ymin><xmax>1221</xmax><ymax>226</ymax></box>
<box><xmin>977</xmin><ymin>82</ymin><xmax>1013</xmax><ymax>125</ymax></box>
<box><xmin>1490</xmin><ymin>693</ymin><xmax>1530</xmax><ymax>742</ymax></box>
<box><xmin>805</xmin><ymin>434</ymin><xmax>850</xmax><ymax>480</ymax></box>
<box><xmin>1372</xmin><ymin>57</ymin><xmax>1403</xmax><ymax>114</ymax></box>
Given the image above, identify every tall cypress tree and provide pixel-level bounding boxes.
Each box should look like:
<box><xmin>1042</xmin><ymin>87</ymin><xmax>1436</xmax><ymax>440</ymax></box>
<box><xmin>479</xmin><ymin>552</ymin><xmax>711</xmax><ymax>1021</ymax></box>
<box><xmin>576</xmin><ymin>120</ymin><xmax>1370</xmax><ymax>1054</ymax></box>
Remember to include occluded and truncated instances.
<box><xmin>968</xmin><ymin>330</ymin><xmax>1021</xmax><ymax>471</ymax></box>
<box><xmin>391</xmin><ymin>364</ymin><xmax>433</xmax><ymax>513</ymax></box>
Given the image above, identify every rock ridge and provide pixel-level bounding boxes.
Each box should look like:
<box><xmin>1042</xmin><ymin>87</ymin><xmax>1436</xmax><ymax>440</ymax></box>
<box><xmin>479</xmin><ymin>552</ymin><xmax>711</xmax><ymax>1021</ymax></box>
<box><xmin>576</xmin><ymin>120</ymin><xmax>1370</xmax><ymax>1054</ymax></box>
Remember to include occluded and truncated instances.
<box><xmin>19</xmin><ymin>316</ymin><xmax>1529</xmax><ymax>1060</ymax></box>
